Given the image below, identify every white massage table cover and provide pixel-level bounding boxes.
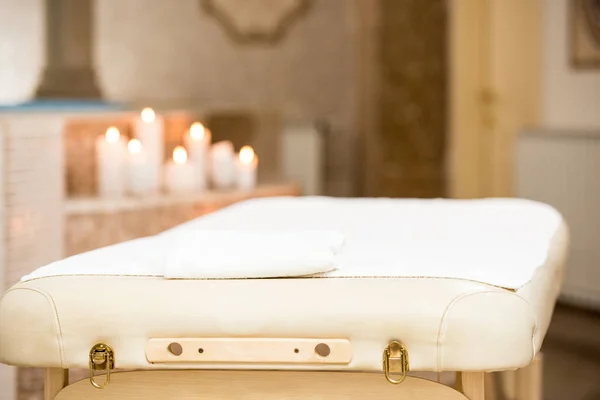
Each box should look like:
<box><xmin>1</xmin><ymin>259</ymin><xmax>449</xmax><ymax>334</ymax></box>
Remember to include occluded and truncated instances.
<box><xmin>22</xmin><ymin>197</ymin><xmax>564</xmax><ymax>290</ymax></box>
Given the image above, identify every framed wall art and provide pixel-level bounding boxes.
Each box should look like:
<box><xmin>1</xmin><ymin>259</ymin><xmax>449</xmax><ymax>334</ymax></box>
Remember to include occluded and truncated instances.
<box><xmin>571</xmin><ymin>0</ymin><xmax>600</xmax><ymax>68</ymax></box>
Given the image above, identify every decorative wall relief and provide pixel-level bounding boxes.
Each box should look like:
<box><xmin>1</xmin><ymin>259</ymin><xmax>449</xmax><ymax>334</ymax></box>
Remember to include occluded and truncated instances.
<box><xmin>571</xmin><ymin>0</ymin><xmax>600</xmax><ymax>68</ymax></box>
<box><xmin>201</xmin><ymin>0</ymin><xmax>311</xmax><ymax>44</ymax></box>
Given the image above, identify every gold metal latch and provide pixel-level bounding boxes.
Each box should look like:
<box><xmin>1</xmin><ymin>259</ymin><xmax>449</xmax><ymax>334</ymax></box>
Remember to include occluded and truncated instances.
<box><xmin>89</xmin><ymin>343</ymin><xmax>115</xmax><ymax>389</ymax></box>
<box><xmin>383</xmin><ymin>340</ymin><xmax>410</xmax><ymax>384</ymax></box>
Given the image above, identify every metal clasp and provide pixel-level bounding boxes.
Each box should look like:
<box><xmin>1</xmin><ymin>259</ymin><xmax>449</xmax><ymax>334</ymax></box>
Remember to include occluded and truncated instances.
<box><xmin>89</xmin><ymin>343</ymin><xmax>115</xmax><ymax>389</ymax></box>
<box><xmin>383</xmin><ymin>340</ymin><xmax>410</xmax><ymax>384</ymax></box>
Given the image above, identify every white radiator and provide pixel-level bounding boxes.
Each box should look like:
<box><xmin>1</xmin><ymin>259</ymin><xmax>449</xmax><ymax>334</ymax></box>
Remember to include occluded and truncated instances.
<box><xmin>516</xmin><ymin>130</ymin><xmax>600</xmax><ymax>310</ymax></box>
<box><xmin>281</xmin><ymin>121</ymin><xmax>325</xmax><ymax>196</ymax></box>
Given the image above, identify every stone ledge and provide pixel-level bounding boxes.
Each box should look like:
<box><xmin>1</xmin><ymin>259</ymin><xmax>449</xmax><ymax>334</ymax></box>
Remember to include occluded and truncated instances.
<box><xmin>65</xmin><ymin>182</ymin><xmax>301</xmax><ymax>215</ymax></box>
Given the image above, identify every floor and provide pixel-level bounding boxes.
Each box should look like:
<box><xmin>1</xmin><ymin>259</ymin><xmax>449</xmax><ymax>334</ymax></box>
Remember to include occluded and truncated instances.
<box><xmin>541</xmin><ymin>303</ymin><xmax>600</xmax><ymax>400</ymax></box>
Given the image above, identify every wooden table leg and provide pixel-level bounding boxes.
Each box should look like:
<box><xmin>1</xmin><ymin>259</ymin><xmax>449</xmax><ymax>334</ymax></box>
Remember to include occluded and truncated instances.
<box><xmin>455</xmin><ymin>372</ymin><xmax>463</xmax><ymax>392</ymax></box>
<box><xmin>484</xmin><ymin>373</ymin><xmax>498</xmax><ymax>400</ymax></box>
<box><xmin>461</xmin><ymin>372</ymin><xmax>485</xmax><ymax>400</ymax></box>
<box><xmin>516</xmin><ymin>353</ymin><xmax>543</xmax><ymax>400</ymax></box>
<box><xmin>44</xmin><ymin>368</ymin><xmax>69</xmax><ymax>400</ymax></box>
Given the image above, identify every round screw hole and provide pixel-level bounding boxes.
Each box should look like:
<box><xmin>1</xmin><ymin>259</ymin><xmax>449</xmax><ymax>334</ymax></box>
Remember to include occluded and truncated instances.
<box><xmin>315</xmin><ymin>343</ymin><xmax>330</xmax><ymax>358</ymax></box>
<box><xmin>294</xmin><ymin>348</ymin><xmax>299</xmax><ymax>354</ymax></box>
<box><xmin>198</xmin><ymin>348</ymin><xmax>204</xmax><ymax>354</ymax></box>
<box><xmin>168</xmin><ymin>342</ymin><xmax>183</xmax><ymax>356</ymax></box>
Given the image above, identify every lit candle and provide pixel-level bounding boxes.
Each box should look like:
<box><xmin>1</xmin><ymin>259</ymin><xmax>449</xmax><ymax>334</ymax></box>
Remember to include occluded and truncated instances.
<box><xmin>183</xmin><ymin>122</ymin><xmax>211</xmax><ymax>190</ymax></box>
<box><xmin>210</xmin><ymin>140</ymin><xmax>236</xmax><ymax>190</ymax></box>
<box><xmin>165</xmin><ymin>146</ymin><xmax>196</xmax><ymax>193</ymax></box>
<box><xmin>134</xmin><ymin>107</ymin><xmax>164</xmax><ymax>193</ymax></box>
<box><xmin>96</xmin><ymin>126</ymin><xmax>127</xmax><ymax>198</ymax></box>
<box><xmin>127</xmin><ymin>139</ymin><xmax>153</xmax><ymax>196</ymax></box>
<box><xmin>236</xmin><ymin>145</ymin><xmax>258</xmax><ymax>191</ymax></box>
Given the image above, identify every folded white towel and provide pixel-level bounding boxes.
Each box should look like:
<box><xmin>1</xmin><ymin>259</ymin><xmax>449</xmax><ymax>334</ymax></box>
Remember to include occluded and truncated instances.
<box><xmin>164</xmin><ymin>230</ymin><xmax>345</xmax><ymax>279</ymax></box>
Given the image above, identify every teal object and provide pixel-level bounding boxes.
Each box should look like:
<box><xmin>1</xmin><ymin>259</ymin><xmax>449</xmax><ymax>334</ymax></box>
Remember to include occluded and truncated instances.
<box><xmin>0</xmin><ymin>99</ymin><xmax>127</xmax><ymax>113</ymax></box>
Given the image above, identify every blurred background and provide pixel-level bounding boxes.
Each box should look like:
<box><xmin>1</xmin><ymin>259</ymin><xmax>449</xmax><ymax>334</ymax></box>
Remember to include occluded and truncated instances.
<box><xmin>0</xmin><ymin>0</ymin><xmax>599</xmax><ymax>399</ymax></box>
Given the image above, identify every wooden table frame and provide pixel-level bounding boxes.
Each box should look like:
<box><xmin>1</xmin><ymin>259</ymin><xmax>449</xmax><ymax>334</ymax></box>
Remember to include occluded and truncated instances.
<box><xmin>44</xmin><ymin>356</ymin><xmax>542</xmax><ymax>400</ymax></box>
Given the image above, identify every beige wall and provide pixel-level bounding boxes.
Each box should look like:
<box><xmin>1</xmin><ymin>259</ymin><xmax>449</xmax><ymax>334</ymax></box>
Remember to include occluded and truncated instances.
<box><xmin>542</xmin><ymin>0</ymin><xmax>600</xmax><ymax>129</ymax></box>
<box><xmin>95</xmin><ymin>1</ymin><xmax>357</xmax><ymax>119</ymax></box>
<box><xmin>0</xmin><ymin>0</ymin><xmax>44</xmax><ymax>105</ymax></box>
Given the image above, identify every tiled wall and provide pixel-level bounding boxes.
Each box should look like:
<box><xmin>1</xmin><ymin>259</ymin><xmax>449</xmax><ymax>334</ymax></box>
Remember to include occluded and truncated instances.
<box><xmin>2</xmin><ymin>115</ymin><xmax>65</xmax><ymax>399</ymax></box>
<box><xmin>3</xmin><ymin>116</ymin><xmax>65</xmax><ymax>288</ymax></box>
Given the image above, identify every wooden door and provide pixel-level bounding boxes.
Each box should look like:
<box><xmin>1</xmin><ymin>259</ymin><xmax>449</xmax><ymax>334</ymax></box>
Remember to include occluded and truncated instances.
<box><xmin>448</xmin><ymin>0</ymin><xmax>543</xmax><ymax>198</ymax></box>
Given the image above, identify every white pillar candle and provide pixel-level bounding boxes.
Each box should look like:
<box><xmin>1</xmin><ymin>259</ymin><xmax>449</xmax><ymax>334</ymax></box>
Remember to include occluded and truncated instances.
<box><xmin>183</xmin><ymin>122</ymin><xmax>211</xmax><ymax>191</ymax></box>
<box><xmin>134</xmin><ymin>107</ymin><xmax>163</xmax><ymax>193</ymax></box>
<box><xmin>96</xmin><ymin>126</ymin><xmax>127</xmax><ymax>198</ymax></box>
<box><xmin>165</xmin><ymin>146</ymin><xmax>196</xmax><ymax>193</ymax></box>
<box><xmin>236</xmin><ymin>145</ymin><xmax>258</xmax><ymax>191</ymax></box>
<box><xmin>127</xmin><ymin>139</ymin><xmax>154</xmax><ymax>196</ymax></box>
<box><xmin>210</xmin><ymin>140</ymin><xmax>236</xmax><ymax>190</ymax></box>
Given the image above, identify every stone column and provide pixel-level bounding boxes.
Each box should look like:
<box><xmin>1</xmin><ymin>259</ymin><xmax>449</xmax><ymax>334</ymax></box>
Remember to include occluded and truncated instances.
<box><xmin>360</xmin><ymin>0</ymin><xmax>447</xmax><ymax>198</ymax></box>
<box><xmin>35</xmin><ymin>0</ymin><xmax>102</xmax><ymax>99</ymax></box>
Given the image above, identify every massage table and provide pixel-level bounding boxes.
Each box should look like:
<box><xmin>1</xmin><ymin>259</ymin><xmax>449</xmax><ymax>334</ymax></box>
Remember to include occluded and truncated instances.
<box><xmin>0</xmin><ymin>196</ymin><xmax>568</xmax><ymax>399</ymax></box>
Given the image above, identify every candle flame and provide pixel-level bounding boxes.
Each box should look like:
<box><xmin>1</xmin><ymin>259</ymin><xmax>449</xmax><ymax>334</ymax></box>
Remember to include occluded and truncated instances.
<box><xmin>173</xmin><ymin>146</ymin><xmax>188</xmax><ymax>164</ymax></box>
<box><xmin>128</xmin><ymin>139</ymin><xmax>142</xmax><ymax>154</ymax></box>
<box><xmin>239</xmin><ymin>146</ymin><xmax>255</xmax><ymax>164</ymax></box>
<box><xmin>189</xmin><ymin>122</ymin><xmax>205</xmax><ymax>141</ymax></box>
<box><xmin>141</xmin><ymin>107</ymin><xmax>156</xmax><ymax>123</ymax></box>
<box><xmin>105</xmin><ymin>127</ymin><xmax>120</xmax><ymax>144</ymax></box>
